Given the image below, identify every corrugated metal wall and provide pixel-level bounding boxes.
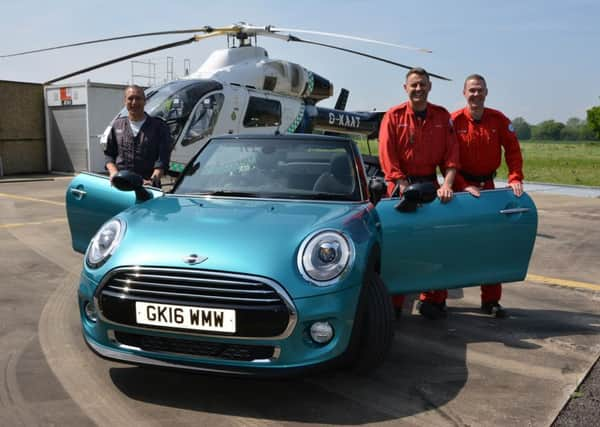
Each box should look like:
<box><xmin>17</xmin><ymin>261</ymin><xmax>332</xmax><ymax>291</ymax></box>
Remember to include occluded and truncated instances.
<box><xmin>48</xmin><ymin>106</ymin><xmax>87</xmax><ymax>172</ymax></box>
<box><xmin>0</xmin><ymin>81</ymin><xmax>47</xmax><ymax>175</ymax></box>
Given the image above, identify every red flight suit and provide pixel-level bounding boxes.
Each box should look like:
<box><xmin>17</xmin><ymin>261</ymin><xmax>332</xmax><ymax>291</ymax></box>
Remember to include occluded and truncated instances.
<box><xmin>379</xmin><ymin>102</ymin><xmax>460</xmax><ymax>307</ymax></box>
<box><xmin>451</xmin><ymin>106</ymin><xmax>524</xmax><ymax>303</ymax></box>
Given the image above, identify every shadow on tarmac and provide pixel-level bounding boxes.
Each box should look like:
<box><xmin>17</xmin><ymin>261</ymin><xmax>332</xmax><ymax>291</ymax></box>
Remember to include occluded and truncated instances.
<box><xmin>106</xmin><ymin>306</ymin><xmax>600</xmax><ymax>424</ymax></box>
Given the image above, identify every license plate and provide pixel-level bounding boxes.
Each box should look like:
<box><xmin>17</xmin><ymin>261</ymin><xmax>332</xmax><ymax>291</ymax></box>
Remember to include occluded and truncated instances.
<box><xmin>135</xmin><ymin>301</ymin><xmax>236</xmax><ymax>333</ymax></box>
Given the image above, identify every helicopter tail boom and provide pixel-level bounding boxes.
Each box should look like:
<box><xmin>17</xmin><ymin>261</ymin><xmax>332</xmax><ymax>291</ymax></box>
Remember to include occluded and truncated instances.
<box><xmin>310</xmin><ymin>107</ymin><xmax>383</xmax><ymax>139</ymax></box>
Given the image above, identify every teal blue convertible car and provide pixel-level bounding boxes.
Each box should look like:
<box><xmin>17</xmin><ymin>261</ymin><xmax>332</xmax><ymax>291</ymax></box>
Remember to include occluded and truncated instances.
<box><xmin>66</xmin><ymin>134</ymin><xmax>537</xmax><ymax>375</ymax></box>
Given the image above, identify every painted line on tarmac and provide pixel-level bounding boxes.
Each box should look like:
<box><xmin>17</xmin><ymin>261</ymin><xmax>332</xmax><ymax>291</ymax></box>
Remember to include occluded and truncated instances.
<box><xmin>527</xmin><ymin>274</ymin><xmax>600</xmax><ymax>292</ymax></box>
<box><xmin>0</xmin><ymin>218</ymin><xmax>66</xmax><ymax>229</ymax></box>
<box><xmin>0</xmin><ymin>192</ymin><xmax>65</xmax><ymax>206</ymax></box>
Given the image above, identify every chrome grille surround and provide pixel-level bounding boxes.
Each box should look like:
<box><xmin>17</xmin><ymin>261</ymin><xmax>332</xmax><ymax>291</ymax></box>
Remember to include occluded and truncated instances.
<box><xmin>94</xmin><ymin>266</ymin><xmax>297</xmax><ymax>340</ymax></box>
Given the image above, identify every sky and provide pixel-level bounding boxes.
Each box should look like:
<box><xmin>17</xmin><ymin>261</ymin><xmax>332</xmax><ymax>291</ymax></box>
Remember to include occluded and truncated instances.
<box><xmin>1</xmin><ymin>0</ymin><xmax>598</xmax><ymax>124</ymax></box>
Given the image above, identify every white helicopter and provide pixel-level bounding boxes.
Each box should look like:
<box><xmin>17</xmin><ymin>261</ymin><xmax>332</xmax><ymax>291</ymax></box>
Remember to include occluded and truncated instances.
<box><xmin>2</xmin><ymin>23</ymin><xmax>450</xmax><ymax>174</ymax></box>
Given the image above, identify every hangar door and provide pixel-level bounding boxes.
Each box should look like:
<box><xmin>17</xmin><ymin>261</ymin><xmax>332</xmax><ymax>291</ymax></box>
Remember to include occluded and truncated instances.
<box><xmin>48</xmin><ymin>105</ymin><xmax>87</xmax><ymax>172</ymax></box>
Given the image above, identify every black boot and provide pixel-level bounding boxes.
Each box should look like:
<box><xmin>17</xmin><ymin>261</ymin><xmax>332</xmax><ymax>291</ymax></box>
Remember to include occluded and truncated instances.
<box><xmin>417</xmin><ymin>300</ymin><xmax>447</xmax><ymax>320</ymax></box>
<box><xmin>481</xmin><ymin>301</ymin><xmax>507</xmax><ymax>318</ymax></box>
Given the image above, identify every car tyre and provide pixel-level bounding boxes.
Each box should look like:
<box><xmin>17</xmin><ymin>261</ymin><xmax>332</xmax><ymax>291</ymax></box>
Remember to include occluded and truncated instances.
<box><xmin>341</xmin><ymin>271</ymin><xmax>394</xmax><ymax>373</ymax></box>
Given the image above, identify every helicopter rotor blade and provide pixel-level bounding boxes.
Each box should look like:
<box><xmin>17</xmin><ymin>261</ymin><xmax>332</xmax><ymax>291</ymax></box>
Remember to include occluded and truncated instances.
<box><xmin>44</xmin><ymin>32</ymin><xmax>224</xmax><ymax>85</ymax></box>
<box><xmin>283</xmin><ymin>34</ymin><xmax>451</xmax><ymax>81</ymax></box>
<box><xmin>268</xmin><ymin>26</ymin><xmax>432</xmax><ymax>53</ymax></box>
<box><xmin>237</xmin><ymin>25</ymin><xmax>449</xmax><ymax>80</ymax></box>
<box><xmin>5</xmin><ymin>22</ymin><xmax>450</xmax><ymax>83</ymax></box>
<box><xmin>0</xmin><ymin>26</ymin><xmax>239</xmax><ymax>58</ymax></box>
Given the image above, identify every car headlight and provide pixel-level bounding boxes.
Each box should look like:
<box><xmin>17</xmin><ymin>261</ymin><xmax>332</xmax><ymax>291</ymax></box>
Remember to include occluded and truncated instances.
<box><xmin>297</xmin><ymin>230</ymin><xmax>354</xmax><ymax>286</ymax></box>
<box><xmin>86</xmin><ymin>218</ymin><xmax>125</xmax><ymax>268</ymax></box>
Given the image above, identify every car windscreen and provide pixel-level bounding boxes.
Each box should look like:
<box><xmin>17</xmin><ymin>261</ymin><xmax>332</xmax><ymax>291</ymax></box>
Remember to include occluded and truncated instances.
<box><xmin>173</xmin><ymin>138</ymin><xmax>362</xmax><ymax>201</ymax></box>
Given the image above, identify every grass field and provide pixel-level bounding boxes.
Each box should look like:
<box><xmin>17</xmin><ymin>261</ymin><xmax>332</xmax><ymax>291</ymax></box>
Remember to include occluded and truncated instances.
<box><xmin>356</xmin><ymin>139</ymin><xmax>600</xmax><ymax>187</ymax></box>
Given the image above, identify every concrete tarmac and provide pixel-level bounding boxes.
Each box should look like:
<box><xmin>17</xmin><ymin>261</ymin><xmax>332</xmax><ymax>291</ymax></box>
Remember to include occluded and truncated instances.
<box><xmin>0</xmin><ymin>175</ymin><xmax>599</xmax><ymax>426</ymax></box>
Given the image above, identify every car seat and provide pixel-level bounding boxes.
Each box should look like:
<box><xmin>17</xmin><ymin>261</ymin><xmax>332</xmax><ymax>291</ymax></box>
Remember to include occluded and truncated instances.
<box><xmin>312</xmin><ymin>154</ymin><xmax>355</xmax><ymax>194</ymax></box>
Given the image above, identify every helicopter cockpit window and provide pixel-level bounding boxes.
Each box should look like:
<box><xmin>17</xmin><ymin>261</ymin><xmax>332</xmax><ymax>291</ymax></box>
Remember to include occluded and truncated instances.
<box><xmin>243</xmin><ymin>97</ymin><xmax>281</xmax><ymax>128</ymax></box>
<box><xmin>147</xmin><ymin>85</ymin><xmax>208</xmax><ymax>142</ymax></box>
<box><xmin>180</xmin><ymin>93</ymin><xmax>225</xmax><ymax>147</ymax></box>
<box><xmin>116</xmin><ymin>81</ymin><xmax>213</xmax><ymax>143</ymax></box>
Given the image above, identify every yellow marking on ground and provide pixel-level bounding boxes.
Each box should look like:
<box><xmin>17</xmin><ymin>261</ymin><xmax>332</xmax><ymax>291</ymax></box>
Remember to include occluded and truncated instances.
<box><xmin>527</xmin><ymin>274</ymin><xmax>600</xmax><ymax>292</ymax></box>
<box><xmin>0</xmin><ymin>192</ymin><xmax>65</xmax><ymax>206</ymax></box>
<box><xmin>0</xmin><ymin>218</ymin><xmax>67</xmax><ymax>229</ymax></box>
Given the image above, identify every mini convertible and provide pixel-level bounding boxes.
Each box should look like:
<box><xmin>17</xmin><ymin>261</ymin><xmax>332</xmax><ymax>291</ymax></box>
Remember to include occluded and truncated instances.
<box><xmin>66</xmin><ymin>134</ymin><xmax>537</xmax><ymax>375</ymax></box>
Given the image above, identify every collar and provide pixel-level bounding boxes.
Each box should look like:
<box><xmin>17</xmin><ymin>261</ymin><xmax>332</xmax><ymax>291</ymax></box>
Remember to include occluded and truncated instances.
<box><xmin>128</xmin><ymin>112</ymin><xmax>148</xmax><ymax>123</ymax></box>
<box><xmin>406</xmin><ymin>101</ymin><xmax>430</xmax><ymax>117</ymax></box>
<box><xmin>465</xmin><ymin>107</ymin><xmax>486</xmax><ymax>123</ymax></box>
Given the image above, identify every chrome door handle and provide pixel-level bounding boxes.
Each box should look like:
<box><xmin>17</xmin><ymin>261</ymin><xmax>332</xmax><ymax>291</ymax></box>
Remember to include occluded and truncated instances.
<box><xmin>500</xmin><ymin>208</ymin><xmax>530</xmax><ymax>214</ymax></box>
<box><xmin>70</xmin><ymin>188</ymin><xmax>86</xmax><ymax>199</ymax></box>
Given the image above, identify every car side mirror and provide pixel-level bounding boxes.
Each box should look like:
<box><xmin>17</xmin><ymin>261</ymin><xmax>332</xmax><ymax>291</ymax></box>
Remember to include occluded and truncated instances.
<box><xmin>112</xmin><ymin>170</ymin><xmax>152</xmax><ymax>201</ymax></box>
<box><xmin>408</xmin><ymin>182</ymin><xmax>437</xmax><ymax>203</ymax></box>
<box><xmin>395</xmin><ymin>182</ymin><xmax>437</xmax><ymax>212</ymax></box>
<box><xmin>368</xmin><ymin>177</ymin><xmax>386</xmax><ymax>205</ymax></box>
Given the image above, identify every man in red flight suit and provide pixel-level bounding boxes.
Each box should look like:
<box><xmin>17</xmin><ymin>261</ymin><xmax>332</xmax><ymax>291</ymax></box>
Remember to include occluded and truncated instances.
<box><xmin>379</xmin><ymin>67</ymin><xmax>460</xmax><ymax>320</ymax></box>
<box><xmin>451</xmin><ymin>74</ymin><xmax>524</xmax><ymax>318</ymax></box>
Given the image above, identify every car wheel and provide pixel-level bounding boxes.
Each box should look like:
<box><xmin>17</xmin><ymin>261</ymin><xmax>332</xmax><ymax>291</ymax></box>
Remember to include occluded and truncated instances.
<box><xmin>342</xmin><ymin>271</ymin><xmax>394</xmax><ymax>373</ymax></box>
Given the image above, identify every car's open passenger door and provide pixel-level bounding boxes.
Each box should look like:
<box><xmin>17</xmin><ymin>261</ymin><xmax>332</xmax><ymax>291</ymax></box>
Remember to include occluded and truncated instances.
<box><xmin>65</xmin><ymin>172</ymin><xmax>162</xmax><ymax>253</ymax></box>
<box><xmin>376</xmin><ymin>189</ymin><xmax>537</xmax><ymax>294</ymax></box>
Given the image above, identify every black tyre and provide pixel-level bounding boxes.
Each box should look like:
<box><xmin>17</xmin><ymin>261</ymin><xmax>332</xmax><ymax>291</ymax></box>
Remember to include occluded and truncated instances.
<box><xmin>341</xmin><ymin>271</ymin><xmax>394</xmax><ymax>373</ymax></box>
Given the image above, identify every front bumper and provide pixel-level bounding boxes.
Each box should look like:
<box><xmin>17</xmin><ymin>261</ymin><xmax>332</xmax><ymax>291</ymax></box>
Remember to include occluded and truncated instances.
<box><xmin>78</xmin><ymin>269</ymin><xmax>362</xmax><ymax>374</ymax></box>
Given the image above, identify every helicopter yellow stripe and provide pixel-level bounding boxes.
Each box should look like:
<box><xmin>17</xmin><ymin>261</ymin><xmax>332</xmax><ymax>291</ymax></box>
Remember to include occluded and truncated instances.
<box><xmin>193</xmin><ymin>30</ymin><xmax>228</xmax><ymax>42</ymax></box>
<box><xmin>0</xmin><ymin>192</ymin><xmax>65</xmax><ymax>206</ymax></box>
<box><xmin>526</xmin><ymin>274</ymin><xmax>600</xmax><ymax>292</ymax></box>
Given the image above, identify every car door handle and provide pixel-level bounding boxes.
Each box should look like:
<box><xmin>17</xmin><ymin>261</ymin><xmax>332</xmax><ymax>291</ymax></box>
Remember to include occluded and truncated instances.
<box><xmin>70</xmin><ymin>188</ymin><xmax>87</xmax><ymax>199</ymax></box>
<box><xmin>500</xmin><ymin>208</ymin><xmax>530</xmax><ymax>214</ymax></box>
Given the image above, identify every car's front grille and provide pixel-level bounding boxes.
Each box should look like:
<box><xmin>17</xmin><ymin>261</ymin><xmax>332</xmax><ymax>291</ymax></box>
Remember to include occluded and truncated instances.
<box><xmin>114</xmin><ymin>331</ymin><xmax>276</xmax><ymax>361</ymax></box>
<box><xmin>97</xmin><ymin>267</ymin><xmax>295</xmax><ymax>338</ymax></box>
<box><xmin>102</xmin><ymin>267</ymin><xmax>285</xmax><ymax>306</ymax></box>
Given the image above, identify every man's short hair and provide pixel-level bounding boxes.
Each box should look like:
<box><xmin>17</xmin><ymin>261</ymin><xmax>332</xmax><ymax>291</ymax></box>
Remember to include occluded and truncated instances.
<box><xmin>125</xmin><ymin>84</ymin><xmax>146</xmax><ymax>99</ymax></box>
<box><xmin>464</xmin><ymin>74</ymin><xmax>487</xmax><ymax>89</ymax></box>
<box><xmin>406</xmin><ymin>67</ymin><xmax>430</xmax><ymax>81</ymax></box>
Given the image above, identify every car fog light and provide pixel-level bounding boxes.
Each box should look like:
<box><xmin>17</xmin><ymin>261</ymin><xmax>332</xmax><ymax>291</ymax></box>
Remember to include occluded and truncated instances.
<box><xmin>84</xmin><ymin>301</ymin><xmax>98</xmax><ymax>322</ymax></box>
<box><xmin>310</xmin><ymin>321</ymin><xmax>334</xmax><ymax>344</ymax></box>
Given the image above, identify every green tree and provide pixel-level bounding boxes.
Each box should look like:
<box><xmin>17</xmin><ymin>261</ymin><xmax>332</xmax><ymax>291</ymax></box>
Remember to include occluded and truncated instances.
<box><xmin>512</xmin><ymin>117</ymin><xmax>531</xmax><ymax>140</ymax></box>
<box><xmin>586</xmin><ymin>106</ymin><xmax>600</xmax><ymax>139</ymax></box>
<box><xmin>561</xmin><ymin>117</ymin><xmax>583</xmax><ymax>140</ymax></box>
<box><xmin>560</xmin><ymin>126</ymin><xmax>579</xmax><ymax>140</ymax></box>
<box><xmin>532</xmin><ymin>120</ymin><xmax>565</xmax><ymax>140</ymax></box>
<box><xmin>578</xmin><ymin>122</ymin><xmax>598</xmax><ymax>140</ymax></box>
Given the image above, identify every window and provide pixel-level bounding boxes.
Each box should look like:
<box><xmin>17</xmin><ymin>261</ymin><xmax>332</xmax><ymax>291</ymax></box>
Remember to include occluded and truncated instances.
<box><xmin>174</xmin><ymin>137</ymin><xmax>361</xmax><ymax>201</ymax></box>
<box><xmin>243</xmin><ymin>97</ymin><xmax>281</xmax><ymax>128</ymax></box>
<box><xmin>180</xmin><ymin>93</ymin><xmax>224</xmax><ymax>147</ymax></box>
<box><xmin>263</xmin><ymin>76</ymin><xmax>277</xmax><ymax>91</ymax></box>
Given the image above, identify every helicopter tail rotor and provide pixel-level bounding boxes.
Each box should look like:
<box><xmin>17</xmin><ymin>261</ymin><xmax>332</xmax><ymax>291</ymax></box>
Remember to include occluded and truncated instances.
<box><xmin>334</xmin><ymin>88</ymin><xmax>350</xmax><ymax>111</ymax></box>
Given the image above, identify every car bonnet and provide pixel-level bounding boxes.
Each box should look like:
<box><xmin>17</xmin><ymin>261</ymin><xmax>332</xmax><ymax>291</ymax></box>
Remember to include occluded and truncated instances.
<box><xmin>104</xmin><ymin>196</ymin><xmax>369</xmax><ymax>296</ymax></box>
